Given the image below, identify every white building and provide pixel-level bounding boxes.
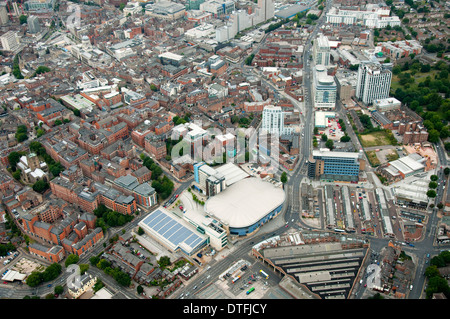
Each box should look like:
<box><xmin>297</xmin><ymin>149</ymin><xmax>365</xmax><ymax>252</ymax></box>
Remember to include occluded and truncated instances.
<box><xmin>123</xmin><ymin>1</ymin><xmax>142</xmax><ymax>16</ymax></box>
<box><xmin>356</xmin><ymin>61</ymin><xmax>392</xmax><ymax>105</ymax></box>
<box><xmin>373</xmin><ymin>97</ymin><xmax>401</xmax><ymax>112</ymax></box>
<box><xmin>313</xmin><ymin>65</ymin><xmax>337</xmax><ymax>110</ymax></box>
<box><xmin>0</xmin><ymin>31</ymin><xmax>20</xmax><ymax>52</ymax></box>
<box><xmin>313</xmin><ymin>34</ymin><xmax>331</xmax><ymax>67</ymax></box>
<box><xmin>200</xmin><ymin>0</ymin><xmax>235</xmax><ymax>17</ymax></box>
<box><xmin>214</xmin><ymin>0</ymin><xmax>274</xmax><ymax>43</ymax></box>
<box><xmin>28</xmin><ymin>15</ymin><xmax>41</xmax><ymax>34</ymax></box>
<box><xmin>261</xmin><ymin>105</ymin><xmax>292</xmax><ymax>136</ymax></box>
<box><xmin>185</xmin><ymin>23</ymin><xmax>216</xmax><ymax>39</ymax></box>
<box><xmin>145</xmin><ymin>1</ymin><xmax>186</xmax><ymax>20</ymax></box>
<box><xmin>0</xmin><ymin>3</ymin><xmax>8</xmax><ymax>25</ymax></box>
<box><xmin>326</xmin><ymin>6</ymin><xmax>400</xmax><ymax>28</ymax></box>
<box><xmin>68</xmin><ymin>273</ymin><xmax>97</xmax><ymax>299</ymax></box>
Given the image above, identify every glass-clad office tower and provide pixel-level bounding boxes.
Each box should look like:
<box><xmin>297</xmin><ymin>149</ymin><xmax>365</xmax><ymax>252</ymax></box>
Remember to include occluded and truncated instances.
<box><xmin>308</xmin><ymin>149</ymin><xmax>365</xmax><ymax>182</ymax></box>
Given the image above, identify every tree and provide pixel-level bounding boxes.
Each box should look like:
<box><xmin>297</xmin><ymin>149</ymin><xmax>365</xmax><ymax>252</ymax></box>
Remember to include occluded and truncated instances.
<box><xmin>245</xmin><ymin>54</ymin><xmax>255</xmax><ymax>66</ymax></box>
<box><xmin>8</xmin><ymin>151</ymin><xmax>22</xmax><ymax>170</ymax></box>
<box><xmin>325</xmin><ymin>139</ymin><xmax>334</xmax><ymax>150</ymax></box>
<box><xmin>115</xmin><ymin>271</ymin><xmax>131</xmax><ymax>287</ymax></box>
<box><xmin>425</xmin><ymin>276</ymin><xmax>450</xmax><ymax>299</ymax></box>
<box><xmin>15</xmin><ymin>125</ymin><xmax>28</xmax><ymax>143</ymax></box>
<box><xmin>42</xmin><ymin>263</ymin><xmax>62</xmax><ymax>282</ymax></box>
<box><xmin>280</xmin><ymin>172</ymin><xmax>288</xmax><ymax>188</ymax></box>
<box><xmin>340</xmin><ymin>134</ymin><xmax>351</xmax><ymax>142</ymax></box>
<box><xmin>137</xmin><ymin>285</ymin><xmax>144</xmax><ymax>294</ymax></box>
<box><xmin>93</xmin><ymin>278</ymin><xmax>104</xmax><ymax>292</ymax></box>
<box><xmin>79</xmin><ymin>264</ymin><xmax>89</xmax><ymax>275</ymax></box>
<box><xmin>429</xmin><ymin>181</ymin><xmax>438</xmax><ymax>189</ymax></box>
<box><xmin>430</xmin><ymin>175</ymin><xmax>439</xmax><ymax>181</ymax></box>
<box><xmin>54</xmin><ymin>285</ymin><xmax>64</xmax><ymax>295</ymax></box>
<box><xmin>137</xmin><ymin>227</ymin><xmax>145</xmax><ymax>236</ymax></box>
<box><xmin>32</xmin><ymin>180</ymin><xmax>49</xmax><ymax>193</ymax></box>
<box><xmin>96</xmin><ymin>259</ymin><xmax>111</xmax><ymax>270</ymax></box>
<box><xmin>36</xmin><ymin>128</ymin><xmax>45</xmax><ymax>138</ymax></box>
<box><xmin>321</xmin><ymin>134</ymin><xmax>328</xmax><ymax>141</ymax></box>
<box><xmin>426</xmin><ymin>190</ymin><xmax>437</xmax><ymax>198</ymax></box>
<box><xmin>12</xmin><ymin>170</ymin><xmax>21</xmax><ymax>181</ymax></box>
<box><xmin>158</xmin><ymin>256</ymin><xmax>171</xmax><ymax>269</ymax></box>
<box><xmin>65</xmin><ymin>254</ymin><xmax>80</xmax><ymax>267</ymax></box>
<box><xmin>444</xmin><ymin>167</ymin><xmax>450</xmax><ymax>175</ymax></box>
<box><xmin>427</xmin><ymin>129</ymin><xmax>440</xmax><ymax>143</ymax></box>
<box><xmin>19</xmin><ymin>15</ymin><xmax>27</xmax><ymax>24</ymax></box>
<box><xmin>89</xmin><ymin>256</ymin><xmax>100</xmax><ymax>266</ymax></box>
<box><xmin>26</xmin><ymin>272</ymin><xmax>43</xmax><ymax>287</ymax></box>
<box><xmin>35</xmin><ymin>66</ymin><xmax>51</xmax><ymax>75</ymax></box>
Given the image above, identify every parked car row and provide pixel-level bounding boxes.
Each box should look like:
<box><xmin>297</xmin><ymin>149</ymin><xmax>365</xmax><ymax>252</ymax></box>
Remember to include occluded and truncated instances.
<box><xmin>1</xmin><ymin>251</ymin><xmax>18</xmax><ymax>265</ymax></box>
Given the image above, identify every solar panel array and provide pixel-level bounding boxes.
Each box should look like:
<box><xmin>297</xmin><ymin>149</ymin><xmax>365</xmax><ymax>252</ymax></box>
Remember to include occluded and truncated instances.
<box><xmin>141</xmin><ymin>209</ymin><xmax>206</xmax><ymax>253</ymax></box>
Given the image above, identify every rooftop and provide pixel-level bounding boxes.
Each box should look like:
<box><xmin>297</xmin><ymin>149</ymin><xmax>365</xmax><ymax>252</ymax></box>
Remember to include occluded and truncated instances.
<box><xmin>204</xmin><ymin>177</ymin><xmax>285</xmax><ymax>228</ymax></box>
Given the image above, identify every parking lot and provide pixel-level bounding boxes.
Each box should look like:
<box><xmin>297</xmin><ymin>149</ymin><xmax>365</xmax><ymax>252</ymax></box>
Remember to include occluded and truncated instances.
<box><xmin>192</xmin><ymin>260</ymin><xmax>291</xmax><ymax>299</ymax></box>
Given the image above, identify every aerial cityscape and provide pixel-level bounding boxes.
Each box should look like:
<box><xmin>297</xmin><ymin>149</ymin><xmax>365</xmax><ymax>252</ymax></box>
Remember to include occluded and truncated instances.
<box><xmin>0</xmin><ymin>0</ymin><xmax>449</xmax><ymax>304</ymax></box>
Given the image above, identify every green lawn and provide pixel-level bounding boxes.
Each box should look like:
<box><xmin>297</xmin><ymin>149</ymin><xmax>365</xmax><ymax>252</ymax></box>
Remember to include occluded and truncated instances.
<box><xmin>359</xmin><ymin>131</ymin><xmax>394</xmax><ymax>148</ymax></box>
<box><xmin>366</xmin><ymin>150</ymin><xmax>381</xmax><ymax>167</ymax></box>
<box><xmin>390</xmin><ymin>70</ymin><xmax>440</xmax><ymax>93</ymax></box>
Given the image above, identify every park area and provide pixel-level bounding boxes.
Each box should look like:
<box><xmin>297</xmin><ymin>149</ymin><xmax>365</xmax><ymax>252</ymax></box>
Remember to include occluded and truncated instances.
<box><xmin>359</xmin><ymin>131</ymin><xmax>396</xmax><ymax>148</ymax></box>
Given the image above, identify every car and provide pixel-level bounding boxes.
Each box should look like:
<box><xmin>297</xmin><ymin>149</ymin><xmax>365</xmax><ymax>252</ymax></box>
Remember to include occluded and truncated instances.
<box><xmin>48</xmin><ymin>284</ymin><xmax>52</xmax><ymax>287</ymax></box>
<box><xmin>3</xmin><ymin>281</ymin><xmax>7</xmax><ymax>284</ymax></box>
<box><xmin>285</xmin><ymin>225</ymin><xmax>288</xmax><ymax>228</ymax></box>
<box><xmin>179</xmin><ymin>205</ymin><xmax>183</xmax><ymax>210</ymax></box>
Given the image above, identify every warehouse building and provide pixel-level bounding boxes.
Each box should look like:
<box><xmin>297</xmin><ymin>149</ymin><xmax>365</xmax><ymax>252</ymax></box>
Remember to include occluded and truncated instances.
<box><xmin>138</xmin><ymin>208</ymin><xmax>208</xmax><ymax>256</ymax></box>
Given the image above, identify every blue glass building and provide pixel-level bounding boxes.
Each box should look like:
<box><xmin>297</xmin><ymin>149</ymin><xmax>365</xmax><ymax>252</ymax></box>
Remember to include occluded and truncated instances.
<box><xmin>308</xmin><ymin>149</ymin><xmax>364</xmax><ymax>182</ymax></box>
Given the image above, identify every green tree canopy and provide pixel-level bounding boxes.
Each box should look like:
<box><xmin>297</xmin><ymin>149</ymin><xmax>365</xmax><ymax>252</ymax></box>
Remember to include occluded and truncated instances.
<box><xmin>19</xmin><ymin>15</ymin><xmax>27</xmax><ymax>24</ymax></box>
<box><xmin>64</xmin><ymin>254</ymin><xmax>80</xmax><ymax>267</ymax></box>
<box><xmin>280</xmin><ymin>172</ymin><xmax>288</xmax><ymax>185</ymax></box>
<box><xmin>32</xmin><ymin>180</ymin><xmax>49</xmax><ymax>193</ymax></box>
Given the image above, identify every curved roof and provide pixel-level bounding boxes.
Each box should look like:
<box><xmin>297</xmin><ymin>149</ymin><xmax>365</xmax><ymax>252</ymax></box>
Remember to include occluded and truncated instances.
<box><xmin>204</xmin><ymin>178</ymin><xmax>285</xmax><ymax>229</ymax></box>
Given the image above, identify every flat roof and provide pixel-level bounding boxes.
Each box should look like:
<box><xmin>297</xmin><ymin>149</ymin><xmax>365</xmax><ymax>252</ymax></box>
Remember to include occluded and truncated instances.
<box><xmin>275</xmin><ymin>4</ymin><xmax>310</xmax><ymax>19</ymax></box>
<box><xmin>158</xmin><ymin>51</ymin><xmax>184</xmax><ymax>61</ymax></box>
<box><xmin>214</xmin><ymin>162</ymin><xmax>249</xmax><ymax>186</ymax></box>
<box><xmin>138</xmin><ymin>208</ymin><xmax>207</xmax><ymax>255</ymax></box>
<box><xmin>204</xmin><ymin>177</ymin><xmax>285</xmax><ymax>228</ymax></box>
<box><xmin>313</xmin><ymin>149</ymin><xmax>361</xmax><ymax>159</ymax></box>
<box><xmin>314</xmin><ymin>111</ymin><xmax>336</xmax><ymax>128</ymax></box>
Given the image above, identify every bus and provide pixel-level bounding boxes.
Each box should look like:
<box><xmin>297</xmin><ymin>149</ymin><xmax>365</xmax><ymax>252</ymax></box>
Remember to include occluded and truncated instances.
<box><xmin>260</xmin><ymin>270</ymin><xmax>269</xmax><ymax>279</ymax></box>
<box><xmin>232</xmin><ymin>276</ymin><xmax>241</xmax><ymax>284</ymax></box>
<box><xmin>246</xmin><ymin>287</ymin><xmax>255</xmax><ymax>295</ymax></box>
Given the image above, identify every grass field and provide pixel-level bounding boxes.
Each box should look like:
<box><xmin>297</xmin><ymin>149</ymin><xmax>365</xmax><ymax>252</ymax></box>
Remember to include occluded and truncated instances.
<box><xmin>359</xmin><ymin>131</ymin><xmax>394</xmax><ymax>148</ymax></box>
<box><xmin>366</xmin><ymin>150</ymin><xmax>380</xmax><ymax>167</ymax></box>
<box><xmin>390</xmin><ymin>70</ymin><xmax>440</xmax><ymax>93</ymax></box>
